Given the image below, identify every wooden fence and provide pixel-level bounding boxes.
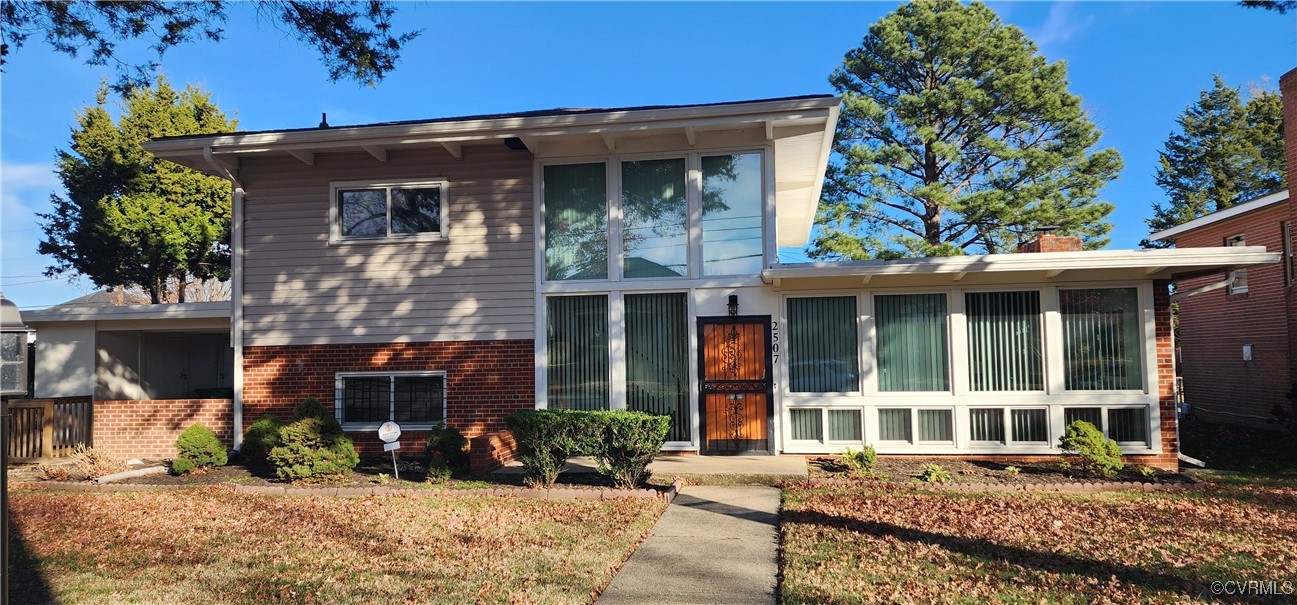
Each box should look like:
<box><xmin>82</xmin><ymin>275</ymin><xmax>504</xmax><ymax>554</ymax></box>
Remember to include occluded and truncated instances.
<box><xmin>6</xmin><ymin>397</ymin><xmax>93</xmax><ymax>462</ymax></box>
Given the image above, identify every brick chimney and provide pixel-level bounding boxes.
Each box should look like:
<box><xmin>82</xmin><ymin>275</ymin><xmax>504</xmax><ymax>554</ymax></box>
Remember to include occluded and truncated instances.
<box><xmin>1017</xmin><ymin>232</ymin><xmax>1083</xmax><ymax>253</ymax></box>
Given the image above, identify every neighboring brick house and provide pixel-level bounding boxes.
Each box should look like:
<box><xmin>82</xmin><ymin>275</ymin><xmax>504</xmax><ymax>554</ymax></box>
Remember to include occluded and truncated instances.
<box><xmin>23</xmin><ymin>95</ymin><xmax>1278</xmax><ymax>469</ymax></box>
<box><xmin>1148</xmin><ymin>67</ymin><xmax>1297</xmax><ymax>426</ymax></box>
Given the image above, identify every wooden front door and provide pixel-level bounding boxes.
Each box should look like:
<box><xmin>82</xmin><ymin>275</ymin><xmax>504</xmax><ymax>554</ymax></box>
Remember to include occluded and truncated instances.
<box><xmin>698</xmin><ymin>316</ymin><xmax>772</xmax><ymax>454</ymax></box>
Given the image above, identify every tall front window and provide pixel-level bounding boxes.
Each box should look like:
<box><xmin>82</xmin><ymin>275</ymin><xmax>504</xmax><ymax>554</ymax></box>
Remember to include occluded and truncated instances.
<box><xmin>875</xmin><ymin>293</ymin><xmax>948</xmax><ymax>392</ymax></box>
<box><xmin>622</xmin><ymin>158</ymin><xmax>687</xmax><ymax>278</ymax></box>
<box><xmin>702</xmin><ymin>153</ymin><xmax>763</xmax><ymax>276</ymax></box>
<box><xmin>546</xmin><ymin>295</ymin><xmax>609</xmax><ymax>409</ymax></box>
<box><xmin>1061</xmin><ymin>288</ymin><xmax>1142</xmax><ymax>390</ymax></box>
<box><xmin>787</xmin><ymin>296</ymin><xmax>859</xmax><ymax>393</ymax></box>
<box><xmin>625</xmin><ymin>293</ymin><xmax>690</xmax><ymax>441</ymax></box>
<box><xmin>334</xmin><ymin>180</ymin><xmax>447</xmax><ymax>241</ymax></box>
<box><xmin>966</xmin><ymin>291</ymin><xmax>1043</xmax><ymax>391</ymax></box>
<box><xmin>544</xmin><ymin>163</ymin><xmax>608</xmax><ymax>280</ymax></box>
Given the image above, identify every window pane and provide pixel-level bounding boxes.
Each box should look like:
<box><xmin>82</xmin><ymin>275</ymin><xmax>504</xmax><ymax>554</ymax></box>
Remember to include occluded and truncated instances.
<box><xmin>790</xmin><ymin>409</ymin><xmax>823</xmax><ymax>441</ymax></box>
<box><xmin>828</xmin><ymin>409</ymin><xmax>862</xmax><ymax>442</ymax></box>
<box><xmin>1064</xmin><ymin>407</ymin><xmax>1104</xmax><ymax>428</ymax></box>
<box><xmin>544</xmin><ymin>163</ymin><xmax>608</xmax><ymax>280</ymax></box>
<box><xmin>1011</xmin><ymin>409</ymin><xmax>1048</xmax><ymax>442</ymax></box>
<box><xmin>878</xmin><ymin>409</ymin><xmax>912</xmax><ymax>442</ymax></box>
<box><xmin>876</xmin><ymin>294</ymin><xmax>949</xmax><ymax>391</ymax></box>
<box><xmin>342</xmin><ymin>376</ymin><xmax>388</xmax><ymax>423</ymax></box>
<box><xmin>1061</xmin><ymin>288</ymin><xmax>1142</xmax><ymax>390</ymax></box>
<box><xmin>787</xmin><ymin>297</ymin><xmax>859</xmax><ymax>392</ymax></box>
<box><xmin>626</xmin><ymin>293</ymin><xmax>690</xmax><ymax>442</ymax></box>
<box><xmin>1108</xmin><ymin>408</ymin><xmax>1147</xmax><ymax>444</ymax></box>
<box><xmin>622</xmin><ymin>158</ymin><xmax>687</xmax><ymax>278</ymax></box>
<box><xmin>970</xmin><ymin>408</ymin><xmax>1004</xmax><ymax>443</ymax></box>
<box><xmin>702</xmin><ymin>153</ymin><xmax>763</xmax><ymax>276</ymax></box>
<box><xmin>917</xmin><ymin>409</ymin><xmax>953</xmax><ymax>442</ymax></box>
<box><xmin>391</xmin><ymin>187</ymin><xmax>441</xmax><ymax>234</ymax></box>
<box><xmin>966</xmin><ymin>291</ymin><xmax>1043</xmax><ymax>391</ymax></box>
<box><xmin>546</xmin><ymin>295</ymin><xmax>609</xmax><ymax>410</ymax></box>
<box><xmin>393</xmin><ymin>376</ymin><xmax>444</xmax><ymax>424</ymax></box>
<box><xmin>339</xmin><ymin>189</ymin><xmax>387</xmax><ymax>237</ymax></box>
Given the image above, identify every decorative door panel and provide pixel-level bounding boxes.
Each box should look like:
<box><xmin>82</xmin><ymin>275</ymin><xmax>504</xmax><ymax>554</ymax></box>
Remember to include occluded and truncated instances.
<box><xmin>698</xmin><ymin>317</ymin><xmax>772</xmax><ymax>454</ymax></box>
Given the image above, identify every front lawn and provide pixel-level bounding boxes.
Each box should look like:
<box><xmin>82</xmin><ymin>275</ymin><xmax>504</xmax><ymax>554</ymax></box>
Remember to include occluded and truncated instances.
<box><xmin>9</xmin><ymin>486</ymin><xmax>664</xmax><ymax>604</ymax></box>
<box><xmin>781</xmin><ymin>480</ymin><xmax>1297</xmax><ymax>604</ymax></box>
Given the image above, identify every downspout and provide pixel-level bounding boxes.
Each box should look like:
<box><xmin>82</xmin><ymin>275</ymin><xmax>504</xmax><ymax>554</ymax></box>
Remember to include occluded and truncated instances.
<box><xmin>203</xmin><ymin>147</ymin><xmax>245</xmax><ymax>451</ymax></box>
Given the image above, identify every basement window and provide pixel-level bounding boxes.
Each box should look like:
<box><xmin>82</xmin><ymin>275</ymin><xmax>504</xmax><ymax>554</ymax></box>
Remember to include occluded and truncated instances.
<box><xmin>335</xmin><ymin>372</ymin><xmax>446</xmax><ymax>429</ymax></box>
<box><xmin>331</xmin><ymin>179</ymin><xmax>449</xmax><ymax>243</ymax></box>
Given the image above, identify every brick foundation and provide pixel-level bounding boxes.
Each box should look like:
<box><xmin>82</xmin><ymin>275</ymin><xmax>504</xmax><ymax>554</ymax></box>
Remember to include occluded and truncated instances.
<box><xmin>93</xmin><ymin>399</ymin><xmax>234</xmax><ymax>460</ymax></box>
<box><xmin>242</xmin><ymin>340</ymin><xmax>535</xmax><ymax>454</ymax></box>
<box><xmin>469</xmin><ymin>430</ymin><xmax>519</xmax><ymax>475</ymax></box>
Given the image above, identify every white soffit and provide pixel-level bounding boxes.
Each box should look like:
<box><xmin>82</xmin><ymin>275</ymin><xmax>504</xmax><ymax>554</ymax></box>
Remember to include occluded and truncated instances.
<box><xmin>1148</xmin><ymin>190</ymin><xmax>1289</xmax><ymax>242</ymax></box>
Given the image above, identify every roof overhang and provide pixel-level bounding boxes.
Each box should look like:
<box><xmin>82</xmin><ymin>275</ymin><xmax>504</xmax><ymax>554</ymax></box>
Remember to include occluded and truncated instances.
<box><xmin>141</xmin><ymin>95</ymin><xmax>841</xmax><ymax>249</ymax></box>
<box><xmin>23</xmin><ymin>301</ymin><xmax>231</xmax><ymax>323</ymax></box>
<box><xmin>761</xmin><ymin>247</ymin><xmax>1279</xmax><ymax>289</ymax></box>
<box><xmin>1148</xmin><ymin>191</ymin><xmax>1288</xmax><ymax>243</ymax></box>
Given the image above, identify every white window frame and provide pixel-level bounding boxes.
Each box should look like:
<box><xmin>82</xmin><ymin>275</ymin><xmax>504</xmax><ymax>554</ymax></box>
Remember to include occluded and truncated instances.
<box><xmin>334</xmin><ymin>371</ymin><xmax>447</xmax><ymax>430</ymax></box>
<box><xmin>1057</xmin><ymin>285</ymin><xmax>1147</xmax><ymax>394</ymax></box>
<box><xmin>329</xmin><ymin>178</ymin><xmax>450</xmax><ymax>244</ymax></box>
<box><xmin>1225</xmin><ymin>234</ymin><xmax>1248</xmax><ymax>294</ymax></box>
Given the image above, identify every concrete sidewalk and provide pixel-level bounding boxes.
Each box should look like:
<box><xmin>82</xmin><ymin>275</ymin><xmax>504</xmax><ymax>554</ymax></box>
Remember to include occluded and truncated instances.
<box><xmin>597</xmin><ymin>486</ymin><xmax>780</xmax><ymax>605</ymax></box>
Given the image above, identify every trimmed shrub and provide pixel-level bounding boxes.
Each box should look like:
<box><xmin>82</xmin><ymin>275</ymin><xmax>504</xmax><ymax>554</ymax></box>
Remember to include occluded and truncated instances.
<box><xmin>267</xmin><ymin>415</ymin><xmax>359</xmax><ymax>482</ymax></box>
<box><xmin>241</xmin><ymin>415</ymin><xmax>285</xmax><ymax>461</ymax></box>
<box><xmin>424</xmin><ymin>425</ymin><xmax>469</xmax><ymax>472</ymax></box>
<box><xmin>173</xmin><ymin>423</ymin><xmax>227</xmax><ymax>474</ymax></box>
<box><xmin>425</xmin><ymin>453</ymin><xmax>452</xmax><ymax>485</ymax></box>
<box><xmin>840</xmin><ymin>446</ymin><xmax>877</xmax><ymax>475</ymax></box>
<box><xmin>504</xmin><ymin>409</ymin><xmax>599</xmax><ymax>488</ymax></box>
<box><xmin>293</xmin><ymin>397</ymin><xmax>329</xmax><ymax>421</ymax></box>
<box><xmin>588</xmin><ymin>410</ymin><xmax>670</xmax><ymax>488</ymax></box>
<box><xmin>1058</xmin><ymin>420</ymin><xmax>1124</xmax><ymax>478</ymax></box>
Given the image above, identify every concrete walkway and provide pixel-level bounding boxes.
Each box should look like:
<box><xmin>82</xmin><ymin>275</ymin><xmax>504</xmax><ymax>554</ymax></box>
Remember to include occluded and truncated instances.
<box><xmin>598</xmin><ymin>486</ymin><xmax>780</xmax><ymax>605</ymax></box>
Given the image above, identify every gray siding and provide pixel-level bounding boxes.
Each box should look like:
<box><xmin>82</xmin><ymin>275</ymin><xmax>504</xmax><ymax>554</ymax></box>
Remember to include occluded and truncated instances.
<box><xmin>239</xmin><ymin>146</ymin><xmax>535</xmax><ymax>346</ymax></box>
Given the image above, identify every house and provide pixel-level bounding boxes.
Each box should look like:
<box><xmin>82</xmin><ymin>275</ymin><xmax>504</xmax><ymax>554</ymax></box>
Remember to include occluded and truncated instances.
<box><xmin>1146</xmin><ymin>67</ymin><xmax>1297</xmax><ymax>426</ymax></box>
<box><xmin>21</xmin><ymin>94</ymin><xmax>1273</xmax><ymax>470</ymax></box>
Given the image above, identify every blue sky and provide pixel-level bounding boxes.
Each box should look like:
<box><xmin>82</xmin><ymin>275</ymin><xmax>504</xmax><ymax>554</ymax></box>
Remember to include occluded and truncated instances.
<box><xmin>1</xmin><ymin>1</ymin><xmax>1293</xmax><ymax>309</ymax></box>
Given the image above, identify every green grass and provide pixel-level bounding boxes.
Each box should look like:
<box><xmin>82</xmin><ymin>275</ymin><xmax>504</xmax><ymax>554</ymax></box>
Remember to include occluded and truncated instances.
<box><xmin>9</xmin><ymin>486</ymin><xmax>664</xmax><ymax>604</ymax></box>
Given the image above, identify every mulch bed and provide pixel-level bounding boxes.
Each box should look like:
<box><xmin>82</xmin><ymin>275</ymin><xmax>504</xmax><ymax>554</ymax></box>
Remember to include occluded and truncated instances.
<box><xmin>808</xmin><ymin>456</ymin><xmax>1194</xmax><ymax>486</ymax></box>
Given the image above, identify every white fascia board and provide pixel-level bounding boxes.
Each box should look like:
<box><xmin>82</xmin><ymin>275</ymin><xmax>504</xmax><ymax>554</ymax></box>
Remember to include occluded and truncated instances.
<box><xmin>1147</xmin><ymin>191</ymin><xmax>1289</xmax><ymax>242</ymax></box>
<box><xmin>22</xmin><ymin>301</ymin><xmax>232</xmax><ymax>323</ymax></box>
<box><xmin>762</xmin><ymin>247</ymin><xmax>1280</xmax><ymax>281</ymax></box>
<box><xmin>142</xmin><ymin>97</ymin><xmax>843</xmax><ymax>159</ymax></box>
<box><xmin>786</xmin><ymin>103</ymin><xmax>841</xmax><ymax>249</ymax></box>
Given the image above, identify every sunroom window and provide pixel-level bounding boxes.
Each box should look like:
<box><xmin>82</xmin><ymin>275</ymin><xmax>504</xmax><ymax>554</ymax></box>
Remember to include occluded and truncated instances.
<box><xmin>625</xmin><ymin>293</ymin><xmax>690</xmax><ymax>441</ymax></box>
<box><xmin>876</xmin><ymin>293</ymin><xmax>949</xmax><ymax>392</ymax></box>
<box><xmin>335</xmin><ymin>181</ymin><xmax>447</xmax><ymax>241</ymax></box>
<box><xmin>702</xmin><ymin>153</ymin><xmax>764</xmax><ymax>276</ymax></box>
<box><xmin>622</xmin><ymin>158</ymin><xmax>687</xmax><ymax>278</ymax></box>
<box><xmin>336</xmin><ymin>373</ymin><xmax>445</xmax><ymax>427</ymax></box>
<box><xmin>1061</xmin><ymin>288</ymin><xmax>1142</xmax><ymax>390</ymax></box>
<box><xmin>544</xmin><ymin>163</ymin><xmax>609</xmax><ymax>280</ymax></box>
<box><xmin>546</xmin><ymin>295</ymin><xmax>609</xmax><ymax>410</ymax></box>
<box><xmin>789</xmin><ymin>408</ymin><xmax>823</xmax><ymax>441</ymax></box>
<box><xmin>787</xmin><ymin>296</ymin><xmax>859</xmax><ymax>393</ymax></box>
<box><xmin>966</xmin><ymin>291</ymin><xmax>1043</xmax><ymax>391</ymax></box>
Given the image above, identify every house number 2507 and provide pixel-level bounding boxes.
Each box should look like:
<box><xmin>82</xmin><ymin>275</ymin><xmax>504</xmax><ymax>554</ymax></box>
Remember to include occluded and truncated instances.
<box><xmin>771</xmin><ymin>320</ymin><xmax>779</xmax><ymax>364</ymax></box>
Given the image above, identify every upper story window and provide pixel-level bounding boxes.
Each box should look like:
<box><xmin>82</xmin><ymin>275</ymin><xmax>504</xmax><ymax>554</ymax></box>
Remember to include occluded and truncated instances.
<box><xmin>331</xmin><ymin>179</ymin><xmax>448</xmax><ymax>243</ymax></box>
<box><xmin>542</xmin><ymin>151</ymin><xmax>766</xmax><ymax>282</ymax></box>
<box><xmin>1226</xmin><ymin>234</ymin><xmax>1248</xmax><ymax>294</ymax></box>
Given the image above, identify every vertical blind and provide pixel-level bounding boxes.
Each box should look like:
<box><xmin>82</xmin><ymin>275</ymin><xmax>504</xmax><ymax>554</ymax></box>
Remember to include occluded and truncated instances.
<box><xmin>1010</xmin><ymin>409</ymin><xmax>1048</xmax><ymax>442</ymax></box>
<box><xmin>917</xmin><ymin>409</ymin><xmax>953</xmax><ymax>442</ymax></box>
<box><xmin>970</xmin><ymin>408</ymin><xmax>1005</xmax><ymax>443</ymax></box>
<box><xmin>622</xmin><ymin>158</ymin><xmax>687</xmax><ymax>278</ymax></box>
<box><xmin>626</xmin><ymin>293</ymin><xmax>690</xmax><ymax>442</ymax></box>
<box><xmin>828</xmin><ymin>409</ymin><xmax>863</xmax><ymax>441</ymax></box>
<box><xmin>1061</xmin><ymin>288</ymin><xmax>1142</xmax><ymax>390</ymax></box>
<box><xmin>1064</xmin><ymin>407</ymin><xmax>1103</xmax><ymax>429</ymax></box>
<box><xmin>878</xmin><ymin>409</ymin><xmax>912</xmax><ymax>442</ymax></box>
<box><xmin>1107</xmin><ymin>408</ymin><xmax>1147</xmax><ymax>444</ymax></box>
<box><xmin>966</xmin><ymin>291</ymin><xmax>1044</xmax><ymax>391</ymax></box>
<box><xmin>787</xmin><ymin>296</ymin><xmax>859</xmax><ymax>392</ymax></box>
<box><xmin>790</xmin><ymin>409</ymin><xmax>823</xmax><ymax>441</ymax></box>
<box><xmin>544</xmin><ymin>163</ymin><xmax>608</xmax><ymax>280</ymax></box>
<box><xmin>546</xmin><ymin>295</ymin><xmax>609</xmax><ymax>410</ymax></box>
<box><xmin>876</xmin><ymin>294</ymin><xmax>949</xmax><ymax>391</ymax></box>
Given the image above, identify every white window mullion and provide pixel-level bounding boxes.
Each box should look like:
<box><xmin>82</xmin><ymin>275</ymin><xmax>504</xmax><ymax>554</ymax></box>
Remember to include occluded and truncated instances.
<box><xmin>389</xmin><ymin>376</ymin><xmax>396</xmax><ymax>423</ymax></box>
<box><xmin>607</xmin><ymin>160</ymin><xmax>622</xmax><ymax>282</ymax></box>
<box><xmin>1043</xmin><ymin>286</ymin><xmax>1064</xmax><ymax>395</ymax></box>
<box><xmin>686</xmin><ymin>153</ymin><xmax>702</xmax><ymax>279</ymax></box>
<box><xmin>860</xmin><ymin>292</ymin><xmax>878</xmax><ymax>394</ymax></box>
<box><xmin>609</xmin><ymin>292</ymin><xmax>627</xmax><ymax>410</ymax></box>
<box><xmin>949</xmin><ymin>290</ymin><xmax>969</xmax><ymax>396</ymax></box>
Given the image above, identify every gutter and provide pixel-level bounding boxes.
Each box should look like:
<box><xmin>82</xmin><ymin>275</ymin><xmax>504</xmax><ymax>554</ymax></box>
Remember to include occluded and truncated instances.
<box><xmin>203</xmin><ymin>147</ymin><xmax>246</xmax><ymax>452</ymax></box>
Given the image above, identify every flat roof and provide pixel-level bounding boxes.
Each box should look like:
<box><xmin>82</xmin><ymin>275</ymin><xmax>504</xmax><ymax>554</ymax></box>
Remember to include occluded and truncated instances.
<box><xmin>23</xmin><ymin>301</ymin><xmax>231</xmax><ymax>323</ymax></box>
<box><xmin>1148</xmin><ymin>190</ymin><xmax>1288</xmax><ymax>242</ymax></box>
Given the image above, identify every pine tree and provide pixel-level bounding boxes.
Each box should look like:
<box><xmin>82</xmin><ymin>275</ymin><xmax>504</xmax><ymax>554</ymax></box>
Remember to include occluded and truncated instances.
<box><xmin>1142</xmin><ymin>76</ymin><xmax>1286</xmax><ymax>247</ymax></box>
<box><xmin>38</xmin><ymin>78</ymin><xmax>237</xmax><ymax>303</ymax></box>
<box><xmin>813</xmin><ymin>0</ymin><xmax>1122</xmax><ymax>259</ymax></box>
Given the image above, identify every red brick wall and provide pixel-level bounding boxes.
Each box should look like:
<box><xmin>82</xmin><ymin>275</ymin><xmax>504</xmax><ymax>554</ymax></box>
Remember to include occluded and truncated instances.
<box><xmin>469</xmin><ymin>430</ymin><xmax>519</xmax><ymax>475</ymax></box>
<box><xmin>1173</xmin><ymin>203</ymin><xmax>1290</xmax><ymax>423</ymax></box>
<box><xmin>1281</xmin><ymin>68</ymin><xmax>1297</xmax><ymax>421</ymax></box>
<box><xmin>241</xmin><ymin>340</ymin><xmax>535</xmax><ymax>455</ymax></box>
<box><xmin>1146</xmin><ymin>279</ymin><xmax>1179</xmax><ymax>470</ymax></box>
<box><xmin>93</xmin><ymin>399</ymin><xmax>233</xmax><ymax>460</ymax></box>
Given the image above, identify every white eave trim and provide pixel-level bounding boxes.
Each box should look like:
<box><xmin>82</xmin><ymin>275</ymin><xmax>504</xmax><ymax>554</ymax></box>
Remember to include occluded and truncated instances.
<box><xmin>23</xmin><ymin>301</ymin><xmax>232</xmax><ymax>323</ymax></box>
<box><xmin>762</xmin><ymin>247</ymin><xmax>1280</xmax><ymax>282</ymax></box>
<box><xmin>1148</xmin><ymin>191</ymin><xmax>1289</xmax><ymax>242</ymax></box>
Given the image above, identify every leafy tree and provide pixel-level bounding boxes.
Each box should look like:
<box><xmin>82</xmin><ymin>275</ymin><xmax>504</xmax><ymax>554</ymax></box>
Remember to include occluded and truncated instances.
<box><xmin>1239</xmin><ymin>1</ymin><xmax>1297</xmax><ymax>13</ymax></box>
<box><xmin>0</xmin><ymin>1</ymin><xmax>419</xmax><ymax>92</ymax></box>
<box><xmin>39</xmin><ymin>78</ymin><xmax>236</xmax><ymax>303</ymax></box>
<box><xmin>814</xmin><ymin>0</ymin><xmax>1122</xmax><ymax>259</ymax></box>
<box><xmin>1142</xmin><ymin>76</ymin><xmax>1285</xmax><ymax>247</ymax></box>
